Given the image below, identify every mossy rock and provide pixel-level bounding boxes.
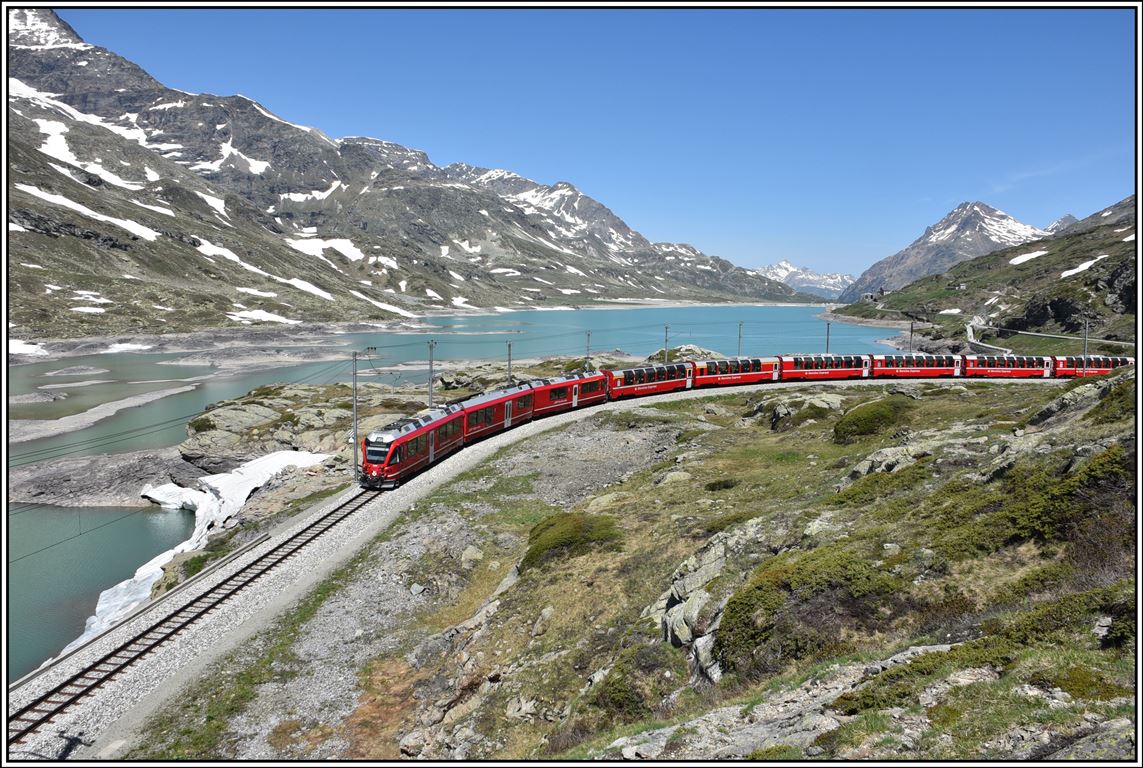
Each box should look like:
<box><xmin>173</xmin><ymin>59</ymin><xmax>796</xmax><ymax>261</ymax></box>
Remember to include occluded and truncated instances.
<box><xmin>521</xmin><ymin>512</ymin><xmax>621</xmax><ymax>571</ymax></box>
<box><xmin>833</xmin><ymin>396</ymin><xmax>912</xmax><ymax>444</ymax></box>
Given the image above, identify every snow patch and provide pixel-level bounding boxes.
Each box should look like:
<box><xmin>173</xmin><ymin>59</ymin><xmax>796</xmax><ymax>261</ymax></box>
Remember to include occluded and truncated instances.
<box><xmin>938</xmin><ymin>308</ymin><xmax>962</xmax><ymax>315</ymax></box>
<box><xmin>102</xmin><ymin>343</ymin><xmax>153</xmax><ymax>353</ymax></box>
<box><xmin>15</xmin><ymin>183</ymin><xmax>159</xmax><ymax>240</ymax></box>
<box><xmin>227</xmin><ymin>310</ymin><xmax>301</xmax><ymax>324</ymax></box>
<box><xmin>279</xmin><ymin>180</ymin><xmax>341</xmax><ymax>203</ymax></box>
<box><xmin>60</xmin><ymin>451</ymin><xmax>329</xmax><ymax>657</ymax></box>
<box><xmin>1009</xmin><ymin>249</ymin><xmax>1049</xmax><ymax>265</ymax></box>
<box><xmin>193</xmin><ymin>191</ymin><xmax>229</xmax><ymax>218</ymax></box>
<box><xmin>1060</xmin><ymin>255</ymin><xmax>1109</xmax><ymax>278</ymax></box>
<box><xmin>9</xmin><ymin>339</ymin><xmax>49</xmax><ymax>356</ymax></box>
<box><xmin>236</xmin><ymin>287</ymin><xmax>278</xmax><ymax>298</ymax></box>
<box><xmin>349</xmin><ymin>290</ymin><xmax>418</xmax><ymax>318</ymax></box>
<box><xmin>70</xmin><ymin>307</ymin><xmax>106</xmax><ymax>314</ymax></box>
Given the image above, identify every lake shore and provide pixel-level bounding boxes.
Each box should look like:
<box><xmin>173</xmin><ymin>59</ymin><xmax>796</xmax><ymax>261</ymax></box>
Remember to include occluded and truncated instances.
<box><xmin>9</xmin><ymin>384</ymin><xmax>200</xmax><ymax>444</ymax></box>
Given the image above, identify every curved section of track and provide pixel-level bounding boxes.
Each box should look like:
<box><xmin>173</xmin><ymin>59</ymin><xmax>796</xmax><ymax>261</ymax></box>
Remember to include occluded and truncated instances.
<box><xmin>7</xmin><ymin>490</ymin><xmax>381</xmax><ymax>746</ymax></box>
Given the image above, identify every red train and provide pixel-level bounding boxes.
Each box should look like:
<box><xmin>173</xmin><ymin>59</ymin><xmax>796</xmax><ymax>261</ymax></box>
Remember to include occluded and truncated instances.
<box><xmin>360</xmin><ymin>353</ymin><xmax>1133</xmax><ymax>489</ymax></box>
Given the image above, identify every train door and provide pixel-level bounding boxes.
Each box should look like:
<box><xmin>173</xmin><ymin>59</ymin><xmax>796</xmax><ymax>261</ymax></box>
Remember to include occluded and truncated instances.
<box><xmin>429</xmin><ymin>431</ymin><xmax>436</xmax><ymax>463</ymax></box>
<box><xmin>1042</xmin><ymin>358</ymin><xmax>1052</xmax><ymax>378</ymax></box>
<box><xmin>505</xmin><ymin>400</ymin><xmax>513</xmax><ymax>428</ymax></box>
<box><xmin>686</xmin><ymin>367</ymin><xmax>694</xmax><ymax>389</ymax></box>
<box><xmin>954</xmin><ymin>357</ymin><xmax>963</xmax><ymax>377</ymax></box>
<box><xmin>572</xmin><ymin>384</ymin><xmax>579</xmax><ymax>408</ymax></box>
<box><xmin>862</xmin><ymin>357</ymin><xmax>871</xmax><ymax>378</ymax></box>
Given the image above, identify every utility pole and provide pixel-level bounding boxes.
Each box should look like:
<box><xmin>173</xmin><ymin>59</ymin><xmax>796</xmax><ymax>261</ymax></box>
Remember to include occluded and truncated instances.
<box><xmin>427</xmin><ymin>339</ymin><xmax>437</xmax><ymax>408</ymax></box>
<box><xmin>352</xmin><ymin>351</ymin><xmax>358</xmax><ymax>484</ymax></box>
<box><xmin>825</xmin><ymin>322</ymin><xmax>831</xmax><ymax>355</ymax></box>
<box><xmin>352</xmin><ymin>346</ymin><xmax>376</xmax><ymax>484</ymax></box>
<box><xmin>663</xmin><ymin>324</ymin><xmax>669</xmax><ymax>364</ymax></box>
<box><xmin>1082</xmin><ymin>318</ymin><xmax>1089</xmax><ymax>377</ymax></box>
<box><xmin>507</xmin><ymin>340</ymin><xmax>513</xmax><ymax>386</ymax></box>
<box><xmin>585</xmin><ymin>330</ymin><xmax>591</xmax><ymax>371</ymax></box>
<box><xmin>909</xmin><ymin>321</ymin><xmax>914</xmax><ymax>353</ymax></box>
<box><xmin>737</xmin><ymin>321</ymin><xmax>743</xmax><ymax>357</ymax></box>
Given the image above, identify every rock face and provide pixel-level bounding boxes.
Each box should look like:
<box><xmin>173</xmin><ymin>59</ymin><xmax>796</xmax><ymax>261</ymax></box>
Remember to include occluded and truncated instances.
<box><xmin>7</xmin><ymin>9</ymin><xmax>809</xmax><ymax>339</ymax></box>
<box><xmin>839</xmin><ymin>202</ymin><xmax>1048</xmax><ymax>302</ymax></box>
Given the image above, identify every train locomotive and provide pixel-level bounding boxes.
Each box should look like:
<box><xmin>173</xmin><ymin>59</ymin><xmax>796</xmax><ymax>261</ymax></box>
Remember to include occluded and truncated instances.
<box><xmin>360</xmin><ymin>352</ymin><xmax>1133</xmax><ymax>489</ymax></box>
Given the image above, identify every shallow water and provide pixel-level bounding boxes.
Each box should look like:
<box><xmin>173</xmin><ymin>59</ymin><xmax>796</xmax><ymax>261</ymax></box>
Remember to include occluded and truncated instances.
<box><xmin>8</xmin><ymin>504</ymin><xmax>195</xmax><ymax>683</ymax></box>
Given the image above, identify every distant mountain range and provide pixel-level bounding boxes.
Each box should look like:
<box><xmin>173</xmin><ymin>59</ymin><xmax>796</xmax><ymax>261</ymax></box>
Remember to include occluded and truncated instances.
<box><xmin>7</xmin><ymin>9</ymin><xmax>813</xmax><ymax>340</ymax></box>
<box><xmin>755</xmin><ymin>261</ymin><xmax>855</xmax><ymax>299</ymax></box>
<box><xmin>838</xmin><ymin>202</ymin><xmax>1049</xmax><ymax>303</ymax></box>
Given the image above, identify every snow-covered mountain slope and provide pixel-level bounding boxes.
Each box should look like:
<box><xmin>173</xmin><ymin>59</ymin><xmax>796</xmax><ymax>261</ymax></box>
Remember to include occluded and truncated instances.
<box><xmin>838</xmin><ymin>202</ymin><xmax>1049</xmax><ymax>303</ymax></box>
<box><xmin>756</xmin><ymin>260</ymin><xmax>855</xmax><ymax>299</ymax></box>
<box><xmin>7</xmin><ymin>9</ymin><xmax>808</xmax><ymax>339</ymax></box>
<box><xmin>1045</xmin><ymin>214</ymin><xmax>1078</xmax><ymax>235</ymax></box>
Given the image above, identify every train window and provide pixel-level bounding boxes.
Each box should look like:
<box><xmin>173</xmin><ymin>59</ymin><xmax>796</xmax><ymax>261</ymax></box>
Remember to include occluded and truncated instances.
<box><xmin>389</xmin><ymin>446</ymin><xmax>402</xmax><ymax>464</ymax></box>
<box><xmin>792</xmin><ymin>357</ymin><xmax>801</xmax><ymax>369</ymax></box>
<box><xmin>634</xmin><ymin>370</ymin><xmax>645</xmax><ymax>384</ymax></box>
<box><xmin>519</xmin><ymin>394</ymin><xmax>534</xmax><ymax>408</ymax></box>
<box><xmin>655</xmin><ymin>368</ymin><xmax>665</xmax><ymax>381</ymax></box>
<box><xmin>752</xmin><ymin>360</ymin><xmax>761</xmax><ymax>372</ymax></box>
<box><xmin>551</xmin><ymin>386</ymin><xmax>569</xmax><ymax>399</ymax></box>
<box><xmin>623</xmin><ymin>371</ymin><xmax>634</xmax><ymax>386</ymax></box>
<box><xmin>726</xmin><ymin>361</ymin><xmax>737</xmax><ymax>374</ymax></box>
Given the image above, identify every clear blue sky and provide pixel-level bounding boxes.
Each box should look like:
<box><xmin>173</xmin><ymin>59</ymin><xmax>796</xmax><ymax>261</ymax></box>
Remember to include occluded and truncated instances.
<box><xmin>58</xmin><ymin>7</ymin><xmax>1136</xmax><ymax>274</ymax></box>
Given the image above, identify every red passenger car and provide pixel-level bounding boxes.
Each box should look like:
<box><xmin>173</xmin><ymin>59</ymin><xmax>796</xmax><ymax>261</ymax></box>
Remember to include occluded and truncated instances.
<box><xmin>963</xmin><ymin>355</ymin><xmax>1053</xmax><ymax>378</ymax></box>
<box><xmin>604</xmin><ymin>362</ymin><xmax>693</xmax><ymax>400</ymax></box>
<box><xmin>361</xmin><ymin>404</ymin><xmax>465</xmax><ymax>489</ymax></box>
<box><xmin>530</xmin><ymin>372</ymin><xmax>609</xmax><ymax>416</ymax></box>
<box><xmin>871</xmin><ymin>354</ymin><xmax>961</xmax><ymax>378</ymax></box>
<box><xmin>1051</xmin><ymin>355</ymin><xmax>1134</xmax><ymax>377</ymax></box>
<box><xmin>778</xmin><ymin>354</ymin><xmax>870</xmax><ymax>381</ymax></box>
<box><xmin>693</xmin><ymin>357</ymin><xmax>780</xmax><ymax>388</ymax></box>
<box><xmin>461</xmin><ymin>383</ymin><xmax>536</xmax><ymax>443</ymax></box>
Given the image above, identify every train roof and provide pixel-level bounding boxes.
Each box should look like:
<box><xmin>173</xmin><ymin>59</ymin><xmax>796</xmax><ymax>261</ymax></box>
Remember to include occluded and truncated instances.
<box><xmin>366</xmin><ymin>403</ymin><xmax>462</xmax><ymax>443</ymax></box>
<box><xmin>458</xmin><ymin>381</ymin><xmax>535</xmax><ymax>410</ymax></box>
<box><xmin>527</xmin><ymin>370</ymin><xmax>604</xmax><ymax>387</ymax></box>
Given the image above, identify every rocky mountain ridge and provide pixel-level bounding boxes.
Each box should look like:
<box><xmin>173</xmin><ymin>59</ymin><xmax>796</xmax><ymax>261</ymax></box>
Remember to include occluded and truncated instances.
<box><xmin>838</xmin><ymin>202</ymin><xmax>1049</xmax><ymax>303</ymax></box>
<box><xmin>756</xmin><ymin>260</ymin><xmax>856</xmax><ymax>299</ymax></box>
<box><xmin>834</xmin><ymin>195</ymin><xmax>1136</xmax><ymax>353</ymax></box>
<box><xmin>7</xmin><ymin>9</ymin><xmax>811</xmax><ymax>340</ymax></box>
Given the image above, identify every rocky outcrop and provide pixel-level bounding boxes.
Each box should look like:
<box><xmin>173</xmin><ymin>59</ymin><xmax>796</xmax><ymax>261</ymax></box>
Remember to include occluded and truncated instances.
<box><xmin>642</xmin><ymin>516</ymin><xmax>787</xmax><ymax>684</ymax></box>
<box><xmin>1028</xmin><ymin>371</ymin><xmax>1133</xmax><ymax>426</ymax></box>
<box><xmin>750</xmin><ymin>392</ymin><xmax>845</xmax><ymax>431</ymax></box>
<box><xmin>603</xmin><ymin>642</ymin><xmax>962</xmax><ymax>760</ymax></box>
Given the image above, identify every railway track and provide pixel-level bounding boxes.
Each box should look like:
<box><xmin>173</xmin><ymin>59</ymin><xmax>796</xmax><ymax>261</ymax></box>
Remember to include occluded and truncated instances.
<box><xmin>7</xmin><ymin>489</ymin><xmax>382</xmax><ymax>747</ymax></box>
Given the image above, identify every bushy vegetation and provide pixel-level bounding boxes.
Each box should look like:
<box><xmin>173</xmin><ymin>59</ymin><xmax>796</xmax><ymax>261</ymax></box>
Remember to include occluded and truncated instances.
<box><xmin>188</xmin><ymin>415</ymin><xmax>216</xmax><ymax>433</ymax></box>
<box><xmin>1085</xmin><ymin>379</ymin><xmax>1135</xmax><ymax>425</ymax></box>
<box><xmin>833</xmin><ymin>396</ymin><xmax>911</xmax><ymax>444</ymax></box>
<box><xmin>520</xmin><ymin>512</ymin><xmax>622</xmax><ymax>571</ymax></box>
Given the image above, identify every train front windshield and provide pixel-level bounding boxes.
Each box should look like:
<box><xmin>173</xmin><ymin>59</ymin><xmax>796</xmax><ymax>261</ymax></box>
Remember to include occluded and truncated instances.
<box><xmin>364</xmin><ymin>443</ymin><xmax>390</xmax><ymax>465</ymax></box>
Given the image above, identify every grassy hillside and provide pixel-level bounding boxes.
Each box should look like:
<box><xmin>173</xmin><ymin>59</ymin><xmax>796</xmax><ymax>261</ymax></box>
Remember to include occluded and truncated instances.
<box><xmin>128</xmin><ymin>368</ymin><xmax>1135</xmax><ymax>761</ymax></box>
<box><xmin>835</xmin><ymin>197</ymin><xmax>1135</xmax><ymax>356</ymax></box>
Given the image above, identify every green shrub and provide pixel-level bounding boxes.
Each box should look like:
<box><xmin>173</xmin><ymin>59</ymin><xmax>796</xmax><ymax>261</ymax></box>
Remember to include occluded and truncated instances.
<box><xmin>747</xmin><ymin>745</ymin><xmax>804</xmax><ymax>760</ymax></box>
<box><xmin>833</xmin><ymin>396</ymin><xmax>911</xmax><ymax>444</ymax></box>
<box><xmin>704</xmin><ymin>478</ymin><xmax>740</xmax><ymax>492</ymax></box>
<box><xmin>188</xmin><ymin>415</ymin><xmax>216</xmax><ymax>433</ymax></box>
<box><xmin>1030</xmin><ymin>666</ymin><xmax>1132</xmax><ymax>701</ymax></box>
<box><xmin>521</xmin><ymin>512</ymin><xmax>621</xmax><ymax>571</ymax></box>
<box><xmin>1085</xmin><ymin>380</ymin><xmax>1135</xmax><ymax>425</ymax></box>
<box><xmin>587</xmin><ymin>643</ymin><xmax>686</xmax><ymax>724</ymax></box>
<box><xmin>714</xmin><ymin>545</ymin><xmax>903</xmax><ymax>676</ymax></box>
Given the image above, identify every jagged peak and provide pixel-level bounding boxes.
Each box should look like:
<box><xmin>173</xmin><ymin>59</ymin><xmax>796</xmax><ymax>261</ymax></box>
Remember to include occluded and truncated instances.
<box><xmin>8</xmin><ymin>8</ymin><xmax>91</xmax><ymax>50</ymax></box>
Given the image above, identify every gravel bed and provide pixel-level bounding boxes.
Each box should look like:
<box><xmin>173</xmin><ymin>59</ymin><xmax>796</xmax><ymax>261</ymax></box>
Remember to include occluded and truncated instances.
<box><xmin>7</xmin><ymin>377</ymin><xmax>1063</xmax><ymax>761</ymax></box>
